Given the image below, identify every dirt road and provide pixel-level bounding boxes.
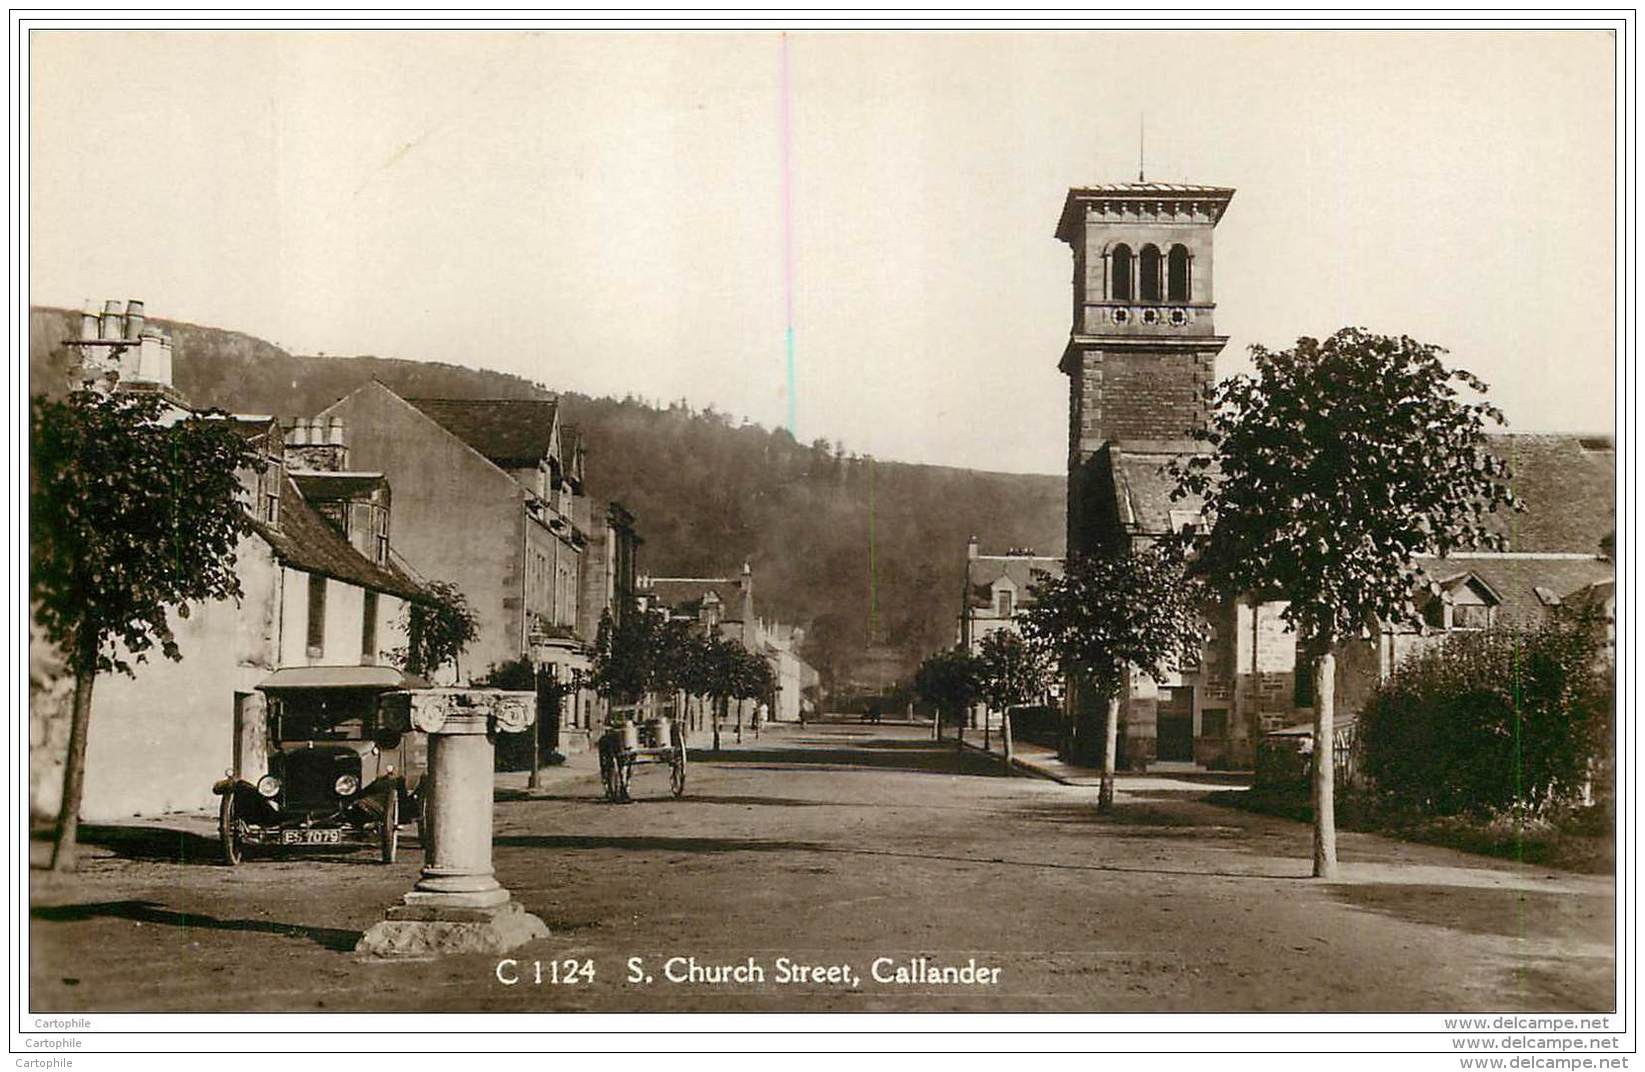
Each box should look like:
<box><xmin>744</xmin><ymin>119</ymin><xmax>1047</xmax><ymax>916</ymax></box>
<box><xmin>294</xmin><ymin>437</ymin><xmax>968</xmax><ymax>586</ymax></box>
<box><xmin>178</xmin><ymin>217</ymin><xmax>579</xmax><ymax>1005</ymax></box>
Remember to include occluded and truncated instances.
<box><xmin>28</xmin><ymin>723</ymin><xmax>1615</xmax><ymax>1013</ymax></box>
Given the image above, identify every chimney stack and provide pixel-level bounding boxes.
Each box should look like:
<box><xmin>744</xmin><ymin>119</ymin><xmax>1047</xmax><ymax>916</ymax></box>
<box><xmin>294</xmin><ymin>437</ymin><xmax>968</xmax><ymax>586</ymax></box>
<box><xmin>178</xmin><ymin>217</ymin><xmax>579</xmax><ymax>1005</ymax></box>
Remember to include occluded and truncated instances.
<box><xmin>967</xmin><ymin>535</ymin><xmax>979</xmax><ymax>560</ymax></box>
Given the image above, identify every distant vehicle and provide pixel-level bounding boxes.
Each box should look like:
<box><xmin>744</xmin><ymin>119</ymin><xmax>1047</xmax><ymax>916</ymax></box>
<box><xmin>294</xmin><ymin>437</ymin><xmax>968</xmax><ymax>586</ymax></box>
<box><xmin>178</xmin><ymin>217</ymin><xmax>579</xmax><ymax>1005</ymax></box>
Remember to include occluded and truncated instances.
<box><xmin>212</xmin><ymin>666</ymin><xmax>426</xmax><ymax>866</ymax></box>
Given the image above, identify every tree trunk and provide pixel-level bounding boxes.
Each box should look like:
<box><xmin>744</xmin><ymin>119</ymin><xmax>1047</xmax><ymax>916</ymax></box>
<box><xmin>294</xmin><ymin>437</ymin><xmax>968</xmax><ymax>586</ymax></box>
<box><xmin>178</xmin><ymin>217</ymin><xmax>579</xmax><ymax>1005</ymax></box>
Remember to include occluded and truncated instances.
<box><xmin>713</xmin><ymin>696</ymin><xmax>723</xmax><ymax>753</ymax></box>
<box><xmin>1098</xmin><ymin>694</ymin><xmax>1120</xmax><ymax>812</ymax></box>
<box><xmin>1312</xmin><ymin>651</ymin><xmax>1338</xmax><ymax>879</ymax></box>
<box><xmin>1002</xmin><ymin>705</ymin><xmax>1015</xmax><ymax>771</ymax></box>
<box><xmin>52</xmin><ymin>650</ymin><xmax>97</xmax><ymax>872</ymax></box>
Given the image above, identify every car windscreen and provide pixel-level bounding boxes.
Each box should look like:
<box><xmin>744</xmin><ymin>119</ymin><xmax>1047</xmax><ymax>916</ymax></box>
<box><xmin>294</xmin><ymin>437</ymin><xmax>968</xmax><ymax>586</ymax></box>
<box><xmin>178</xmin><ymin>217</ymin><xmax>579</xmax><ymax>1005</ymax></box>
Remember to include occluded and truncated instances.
<box><xmin>269</xmin><ymin>688</ymin><xmax>381</xmax><ymax>742</ymax></box>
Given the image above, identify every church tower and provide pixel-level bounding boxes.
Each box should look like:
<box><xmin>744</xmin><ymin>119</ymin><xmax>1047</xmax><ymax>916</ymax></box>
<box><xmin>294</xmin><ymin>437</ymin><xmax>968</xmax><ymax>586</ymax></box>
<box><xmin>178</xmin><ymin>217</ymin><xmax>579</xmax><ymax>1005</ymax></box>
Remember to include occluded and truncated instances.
<box><xmin>1056</xmin><ymin>182</ymin><xmax>1234</xmax><ymax>465</ymax></box>
<box><xmin>1056</xmin><ymin>182</ymin><xmax>1234</xmax><ymax>556</ymax></box>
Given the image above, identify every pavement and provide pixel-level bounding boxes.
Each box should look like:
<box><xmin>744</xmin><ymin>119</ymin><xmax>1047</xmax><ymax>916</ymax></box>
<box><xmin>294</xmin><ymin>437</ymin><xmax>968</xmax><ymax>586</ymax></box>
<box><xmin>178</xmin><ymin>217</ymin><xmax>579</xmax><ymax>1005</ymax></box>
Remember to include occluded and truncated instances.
<box><xmin>28</xmin><ymin>721</ymin><xmax>1616</xmax><ymax>1013</ymax></box>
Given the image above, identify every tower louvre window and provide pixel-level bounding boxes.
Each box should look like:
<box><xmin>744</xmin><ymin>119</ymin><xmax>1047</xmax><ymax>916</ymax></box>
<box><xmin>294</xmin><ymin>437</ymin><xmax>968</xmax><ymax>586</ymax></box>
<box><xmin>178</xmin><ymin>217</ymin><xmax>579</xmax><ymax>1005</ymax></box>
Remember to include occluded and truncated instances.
<box><xmin>1109</xmin><ymin>244</ymin><xmax>1133</xmax><ymax>301</ymax></box>
<box><xmin>1168</xmin><ymin>244</ymin><xmax>1191</xmax><ymax>301</ymax></box>
<box><xmin>1139</xmin><ymin>244</ymin><xmax>1162</xmax><ymax>302</ymax></box>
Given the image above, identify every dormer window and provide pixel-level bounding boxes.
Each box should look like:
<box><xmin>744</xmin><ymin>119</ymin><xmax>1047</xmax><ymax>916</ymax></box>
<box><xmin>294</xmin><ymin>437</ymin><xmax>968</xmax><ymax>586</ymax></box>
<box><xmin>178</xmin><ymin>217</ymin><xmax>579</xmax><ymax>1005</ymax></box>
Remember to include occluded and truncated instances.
<box><xmin>996</xmin><ymin>589</ymin><xmax>1014</xmax><ymax>618</ymax></box>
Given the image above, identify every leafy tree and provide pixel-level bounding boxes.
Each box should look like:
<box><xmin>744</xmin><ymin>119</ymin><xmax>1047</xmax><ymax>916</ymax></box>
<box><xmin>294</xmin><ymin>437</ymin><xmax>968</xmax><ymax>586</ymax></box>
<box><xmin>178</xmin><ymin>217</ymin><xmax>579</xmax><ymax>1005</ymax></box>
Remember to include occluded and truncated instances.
<box><xmin>913</xmin><ymin>646</ymin><xmax>984</xmax><ymax>739</ymax></box>
<box><xmin>976</xmin><ymin>627</ymin><xmax>1053</xmax><ymax>715</ymax></box>
<box><xmin>31</xmin><ymin>390</ymin><xmax>260</xmax><ymax>870</ymax></box>
<box><xmin>396</xmin><ymin>580</ymin><xmax>478</xmax><ymax>681</ymax></box>
<box><xmin>1018</xmin><ymin>548</ymin><xmax>1207</xmax><ymax>810</ymax></box>
<box><xmin>1168</xmin><ymin>328</ymin><xmax>1517</xmax><ymax>876</ymax></box>
<box><xmin>591</xmin><ymin>606</ymin><xmax>658</xmax><ymax>706</ymax></box>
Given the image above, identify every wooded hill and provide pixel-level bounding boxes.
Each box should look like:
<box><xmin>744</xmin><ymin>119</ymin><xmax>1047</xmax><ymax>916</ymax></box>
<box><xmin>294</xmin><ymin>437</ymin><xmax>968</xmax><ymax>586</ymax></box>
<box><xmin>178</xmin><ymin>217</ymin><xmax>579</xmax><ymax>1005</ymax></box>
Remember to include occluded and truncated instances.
<box><xmin>31</xmin><ymin>306</ymin><xmax>1066</xmax><ymax>689</ymax></box>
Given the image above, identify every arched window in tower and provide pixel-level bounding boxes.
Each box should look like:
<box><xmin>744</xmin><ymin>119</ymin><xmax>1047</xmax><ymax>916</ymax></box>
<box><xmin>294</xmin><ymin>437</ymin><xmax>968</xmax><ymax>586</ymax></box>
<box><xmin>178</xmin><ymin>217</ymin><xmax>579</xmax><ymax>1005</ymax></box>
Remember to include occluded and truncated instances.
<box><xmin>1109</xmin><ymin>244</ymin><xmax>1133</xmax><ymax>301</ymax></box>
<box><xmin>1139</xmin><ymin>245</ymin><xmax>1163</xmax><ymax>302</ymax></box>
<box><xmin>1168</xmin><ymin>244</ymin><xmax>1191</xmax><ymax>302</ymax></box>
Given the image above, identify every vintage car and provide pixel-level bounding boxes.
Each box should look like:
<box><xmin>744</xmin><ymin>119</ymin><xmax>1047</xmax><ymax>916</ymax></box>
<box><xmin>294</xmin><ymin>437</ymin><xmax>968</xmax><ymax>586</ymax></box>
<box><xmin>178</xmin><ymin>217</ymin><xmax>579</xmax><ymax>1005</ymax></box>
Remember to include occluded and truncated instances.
<box><xmin>213</xmin><ymin>666</ymin><xmax>427</xmax><ymax>866</ymax></box>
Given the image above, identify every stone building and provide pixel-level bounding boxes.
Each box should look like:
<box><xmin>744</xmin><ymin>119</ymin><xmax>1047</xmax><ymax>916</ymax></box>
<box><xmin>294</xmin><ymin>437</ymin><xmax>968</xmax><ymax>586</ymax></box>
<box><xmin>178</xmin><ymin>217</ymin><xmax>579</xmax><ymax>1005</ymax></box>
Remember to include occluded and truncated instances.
<box><xmin>315</xmin><ymin>382</ymin><xmax>640</xmax><ymax>752</ymax></box>
<box><xmin>957</xmin><ymin>537</ymin><xmax>1063</xmax><ymax>729</ymax></box>
<box><xmin>31</xmin><ymin>305</ymin><xmax>431</xmax><ymax>820</ymax></box>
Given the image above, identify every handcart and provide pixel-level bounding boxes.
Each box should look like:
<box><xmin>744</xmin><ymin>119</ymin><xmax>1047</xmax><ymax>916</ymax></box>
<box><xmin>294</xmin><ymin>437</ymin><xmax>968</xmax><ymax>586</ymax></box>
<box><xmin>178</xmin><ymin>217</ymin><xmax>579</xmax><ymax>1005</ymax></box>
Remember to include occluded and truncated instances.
<box><xmin>598</xmin><ymin>716</ymin><xmax>686</xmax><ymax>802</ymax></box>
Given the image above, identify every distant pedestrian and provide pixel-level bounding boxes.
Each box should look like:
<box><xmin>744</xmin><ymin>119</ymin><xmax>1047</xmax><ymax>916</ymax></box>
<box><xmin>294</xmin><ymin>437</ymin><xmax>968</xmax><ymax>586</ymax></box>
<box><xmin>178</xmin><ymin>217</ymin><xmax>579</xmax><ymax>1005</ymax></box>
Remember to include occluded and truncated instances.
<box><xmin>868</xmin><ymin>701</ymin><xmax>882</xmax><ymax>725</ymax></box>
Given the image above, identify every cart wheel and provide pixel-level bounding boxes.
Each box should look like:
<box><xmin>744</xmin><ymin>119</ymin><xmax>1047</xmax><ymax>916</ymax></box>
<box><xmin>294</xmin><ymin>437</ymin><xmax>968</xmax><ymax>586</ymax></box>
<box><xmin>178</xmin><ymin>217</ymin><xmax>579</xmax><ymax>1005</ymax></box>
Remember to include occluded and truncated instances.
<box><xmin>380</xmin><ymin>787</ymin><xmax>400</xmax><ymax>864</ymax></box>
<box><xmin>218</xmin><ymin>791</ymin><xmax>243</xmax><ymax>867</ymax></box>
<box><xmin>670</xmin><ymin>746</ymin><xmax>687</xmax><ymax>798</ymax></box>
<box><xmin>415</xmin><ymin>789</ymin><xmax>430</xmax><ymax>848</ymax></box>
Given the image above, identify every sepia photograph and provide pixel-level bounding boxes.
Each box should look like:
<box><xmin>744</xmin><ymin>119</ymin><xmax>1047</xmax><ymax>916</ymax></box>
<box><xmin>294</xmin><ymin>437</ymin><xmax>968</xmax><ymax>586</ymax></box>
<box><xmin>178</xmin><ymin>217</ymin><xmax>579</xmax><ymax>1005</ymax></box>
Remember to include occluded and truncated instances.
<box><xmin>11</xmin><ymin>15</ymin><xmax>1633</xmax><ymax>1054</ymax></box>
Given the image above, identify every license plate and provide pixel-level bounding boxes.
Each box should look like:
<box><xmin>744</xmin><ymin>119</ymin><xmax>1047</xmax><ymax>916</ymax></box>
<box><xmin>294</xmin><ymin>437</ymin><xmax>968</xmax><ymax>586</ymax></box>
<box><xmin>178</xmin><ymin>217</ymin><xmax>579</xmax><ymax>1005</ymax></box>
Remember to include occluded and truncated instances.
<box><xmin>282</xmin><ymin>829</ymin><xmax>342</xmax><ymax>845</ymax></box>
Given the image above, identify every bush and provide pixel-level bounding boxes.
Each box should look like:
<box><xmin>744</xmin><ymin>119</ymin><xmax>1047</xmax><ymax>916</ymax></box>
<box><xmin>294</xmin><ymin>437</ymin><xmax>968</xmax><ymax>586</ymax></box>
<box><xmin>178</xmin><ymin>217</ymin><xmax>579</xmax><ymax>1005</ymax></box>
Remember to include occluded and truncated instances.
<box><xmin>1357</xmin><ymin>611</ymin><xmax>1612</xmax><ymax>818</ymax></box>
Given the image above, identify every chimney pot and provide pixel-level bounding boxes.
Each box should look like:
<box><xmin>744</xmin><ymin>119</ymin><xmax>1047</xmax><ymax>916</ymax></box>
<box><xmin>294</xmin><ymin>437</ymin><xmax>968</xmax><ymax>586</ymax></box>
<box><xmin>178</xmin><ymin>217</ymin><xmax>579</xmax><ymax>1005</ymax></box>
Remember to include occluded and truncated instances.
<box><xmin>100</xmin><ymin>299</ymin><xmax>124</xmax><ymax>341</ymax></box>
<box><xmin>123</xmin><ymin>300</ymin><xmax>145</xmax><ymax>340</ymax></box>
<box><xmin>328</xmin><ymin>415</ymin><xmax>345</xmax><ymax>446</ymax></box>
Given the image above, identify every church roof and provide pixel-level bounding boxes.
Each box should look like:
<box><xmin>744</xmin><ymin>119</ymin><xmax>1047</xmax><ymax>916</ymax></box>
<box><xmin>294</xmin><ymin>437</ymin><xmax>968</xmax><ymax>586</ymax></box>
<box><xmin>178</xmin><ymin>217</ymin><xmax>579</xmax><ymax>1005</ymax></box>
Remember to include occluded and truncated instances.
<box><xmin>1414</xmin><ymin>555</ymin><xmax>1613</xmax><ymax>628</ymax></box>
<box><xmin>1102</xmin><ymin>433</ymin><xmax>1613</xmax><ymax>555</ymax></box>
<box><xmin>1057</xmin><ymin>182</ymin><xmax>1237</xmax><ymax>238</ymax></box>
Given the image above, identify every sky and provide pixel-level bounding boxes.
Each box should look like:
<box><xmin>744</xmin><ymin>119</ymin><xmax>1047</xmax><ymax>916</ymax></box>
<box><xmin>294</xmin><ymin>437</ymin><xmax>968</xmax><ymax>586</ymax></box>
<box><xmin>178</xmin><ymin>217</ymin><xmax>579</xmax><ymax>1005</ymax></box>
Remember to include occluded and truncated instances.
<box><xmin>29</xmin><ymin>29</ymin><xmax>1618</xmax><ymax>475</ymax></box>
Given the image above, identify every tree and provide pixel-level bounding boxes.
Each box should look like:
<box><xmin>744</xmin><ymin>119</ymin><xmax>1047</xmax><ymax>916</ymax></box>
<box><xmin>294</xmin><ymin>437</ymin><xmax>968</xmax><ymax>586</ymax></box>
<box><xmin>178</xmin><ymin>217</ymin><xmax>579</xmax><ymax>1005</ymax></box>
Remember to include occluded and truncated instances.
<box><xmin>591</xmin><ymin>606</ymin><xmax>661</xmax><ymax>706</ymax></box>
<box><xmin>31</xmin><ymin>390</ymin><xmax>260</xmax><ymax>870</ymax></box>
<box><xmin>396</xmin><ymin>580</ymin><xmax>478</xmax><ymax>681</ymax></box>
<box><xmin>1168</xmin><ymin>328</ymin><xmax>1518</xmax><ymax>876</ymax></box>
<box><xmin>1018</xmin><ymin>548</ymin><xmax>1207</xmax><ymax>810</ymax></box>
<box><xmin>976</xmin><ymin>627</ymin><xmax>1052</xmax><ymax>717</ymax></box>
<box><xmin>913</xmin><ymin>646</ymin><xmax>984</xmax><ymax>740</ymax></box>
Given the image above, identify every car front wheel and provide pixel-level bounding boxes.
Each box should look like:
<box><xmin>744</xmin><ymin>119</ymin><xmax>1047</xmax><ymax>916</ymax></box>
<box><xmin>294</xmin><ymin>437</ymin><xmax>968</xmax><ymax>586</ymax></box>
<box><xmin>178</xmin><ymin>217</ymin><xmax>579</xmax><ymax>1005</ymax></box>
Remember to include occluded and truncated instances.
<box><xmin>380</xmin><ymin>787</ymin><xmax>399</xmax><ymax>864</ymax></box>
<box><xmin>218</xmin><ymin>792</ymin><xmax>243</xmax><ymax>867</ymax></box>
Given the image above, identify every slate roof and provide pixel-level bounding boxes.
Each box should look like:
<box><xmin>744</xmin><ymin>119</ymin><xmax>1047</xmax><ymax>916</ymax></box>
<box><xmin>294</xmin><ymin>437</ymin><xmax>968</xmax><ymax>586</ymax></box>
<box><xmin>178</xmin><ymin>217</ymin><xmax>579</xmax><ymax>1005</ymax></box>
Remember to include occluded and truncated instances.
<box><xmin>1488</xmin><ymin>434</ymin><xmax>1614</xmax><ymax>554</ymax></box>
<box><xmin>1416</xmin><ymin>555</ymin><xmax>1615</xmax><ymax>628</ymax></box>
<box><xmin>1108</xmin><ymin>442</ymin><xmax>1208</xmax><ymax>537</ymax></box>
<box><xmin>248</xmin><ymin>474</ymin><xmax>428</xmax><ymax>604</ymax></box>
<box><xmin>1106</xmin><ymin>434</ymin><xmax>1612</xmax><ymax>553</ymax></box>
<box><xmin>966</xmin><ymin>555</ymin><xmax>1064</xmax><ymax>608</ymax></box>
<box><xmin>405</xmin><ymin>398</ymin><xmax>559</xmax><ymax>469</ymax></box>
<box><xmin>646</xmin><ymin>579</ymin><xmax>736</xmax><ymax>612</ymax></box>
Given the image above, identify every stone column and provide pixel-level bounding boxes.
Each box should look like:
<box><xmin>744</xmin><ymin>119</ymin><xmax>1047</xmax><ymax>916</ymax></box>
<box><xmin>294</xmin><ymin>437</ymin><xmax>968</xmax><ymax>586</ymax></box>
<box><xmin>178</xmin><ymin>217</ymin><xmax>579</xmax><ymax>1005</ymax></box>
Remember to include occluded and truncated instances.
<box><xmin>357</xmin><ymin>689</ymin><xmax>548</xmax><ymax>958</ymax></box>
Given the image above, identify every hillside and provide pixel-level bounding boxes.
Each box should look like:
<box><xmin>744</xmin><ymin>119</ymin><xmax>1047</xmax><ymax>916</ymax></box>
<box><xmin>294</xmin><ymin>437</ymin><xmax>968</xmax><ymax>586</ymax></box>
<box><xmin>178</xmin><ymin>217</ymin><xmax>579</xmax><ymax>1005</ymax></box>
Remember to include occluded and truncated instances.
<box><xmin>30</xmin><ymin>306</ymin><xmax>1066</xmax><ymax>687</ymax></box>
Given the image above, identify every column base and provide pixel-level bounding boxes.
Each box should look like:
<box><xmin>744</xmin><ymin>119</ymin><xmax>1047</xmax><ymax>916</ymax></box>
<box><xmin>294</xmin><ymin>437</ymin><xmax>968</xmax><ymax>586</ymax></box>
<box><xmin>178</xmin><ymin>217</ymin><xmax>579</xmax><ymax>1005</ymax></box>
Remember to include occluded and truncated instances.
<box><xmin>355</xmin><ymin>898</ymin><xmax>548</xmax><ymax>959</ymax></box>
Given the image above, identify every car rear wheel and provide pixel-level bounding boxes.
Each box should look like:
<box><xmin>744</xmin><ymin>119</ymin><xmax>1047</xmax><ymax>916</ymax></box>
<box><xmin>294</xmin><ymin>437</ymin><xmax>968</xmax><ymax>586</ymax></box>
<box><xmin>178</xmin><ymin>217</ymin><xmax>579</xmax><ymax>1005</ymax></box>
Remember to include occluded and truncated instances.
<box><xmin>218</xmin><ymin>792</ymin><xmax>243</xmax><ymax>867</ymax></box>
<box><xmin>380</xmin><ymin>787</ymin><xmax>399</xmax><ymax>864</ymax></box>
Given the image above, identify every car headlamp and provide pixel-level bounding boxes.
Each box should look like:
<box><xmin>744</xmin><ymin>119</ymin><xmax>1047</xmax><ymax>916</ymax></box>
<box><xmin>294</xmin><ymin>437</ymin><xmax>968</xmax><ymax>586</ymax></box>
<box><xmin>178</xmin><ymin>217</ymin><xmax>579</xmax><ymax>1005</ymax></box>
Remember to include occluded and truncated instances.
<box><xmin>334</xmin><ymin>774</ymin><xmax>360</xmax><ymax>797</ymax></box>
<box><xmin>256</xmin><ymin>776</ymin><xmax>281</xmax><ymax>798</ymax></box>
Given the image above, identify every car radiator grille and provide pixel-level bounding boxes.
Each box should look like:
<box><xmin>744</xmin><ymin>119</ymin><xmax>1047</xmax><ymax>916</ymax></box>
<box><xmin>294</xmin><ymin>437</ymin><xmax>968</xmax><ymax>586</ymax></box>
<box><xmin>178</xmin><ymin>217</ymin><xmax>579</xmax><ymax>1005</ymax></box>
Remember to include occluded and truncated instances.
<box><xmin>281</xmin><ymin>752</ymin><xmax>351</xmax><ymax>810</ymax></box>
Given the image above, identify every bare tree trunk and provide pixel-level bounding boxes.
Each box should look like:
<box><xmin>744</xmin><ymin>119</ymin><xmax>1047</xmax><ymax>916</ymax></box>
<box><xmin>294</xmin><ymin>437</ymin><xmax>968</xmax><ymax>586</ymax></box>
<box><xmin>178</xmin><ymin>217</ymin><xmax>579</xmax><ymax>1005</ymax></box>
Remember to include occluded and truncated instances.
<box><xmin>713</xmin><ymin>696</ymin><xmax>723</xmax><ymax>753</ymax></box>
<box><xmin>52</xmin><ymin>654</ymin><xmax>97</xmax><ymax>872</ymax></box>
<box><xmin>1002</xmin><ymin>705</ymin><xmax>1015</xmax><ymax>772</ymax></box>
<box><xmin>1313</xmin><ymin>651</ymin><xmax>1338</xmax><ymax>879</ymax></box>
<box><xmin>1098</xmin><ymin>695</ymin><xmax>1120</xmax><ymax>812</ymax></box>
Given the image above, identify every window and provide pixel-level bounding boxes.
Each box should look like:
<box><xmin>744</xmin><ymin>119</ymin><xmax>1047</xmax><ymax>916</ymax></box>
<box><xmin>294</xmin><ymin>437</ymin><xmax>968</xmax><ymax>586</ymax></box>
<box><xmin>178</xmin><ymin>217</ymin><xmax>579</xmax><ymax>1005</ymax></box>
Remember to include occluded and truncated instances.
<box><xmin>1294</xmin><ymin>656</ymin><xmax>1317</xmax><ymax>707</ymax></box>
<box><xmin>361</xmin><ymin>590</ymin><xmax>378</xmax><ymax>664</ymax></box>
<box><xmin>1109</xmin><ymin>244</ymin><xmax>1133</xmax><ymax>301</ymax></box>
<box><xmin>1201</xmin><ymin>709</ymin><xmax>1228</xmax><ymax>738</ymax></box>
<box><xmin>373</xmin><ymin>508</ymin><xmax>390</xmax><ymax>566</ymax></box>
<box><xmin>1139</xmin><ymin>244</ymin><xmax>1162</xmax><ymax>302</ymax></box>
<box><xmin>996</xmin><ymin>589</ymin><xmax>1014</xmax><ymax>618</ymax></box>
<box><xmin>1168</xmin><ymin>244</ymin><xmax>1191</xmax><ymax>301</ymax></box>
<box><xmin>306</xmin><ymin>575</ymin><xmax>327</xmax><ymax>658</ymax></box>
<box><xmin>1453</xmin><ymin>603</ymin><xmax>1492</xmax><ymax>630</ymax></box>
